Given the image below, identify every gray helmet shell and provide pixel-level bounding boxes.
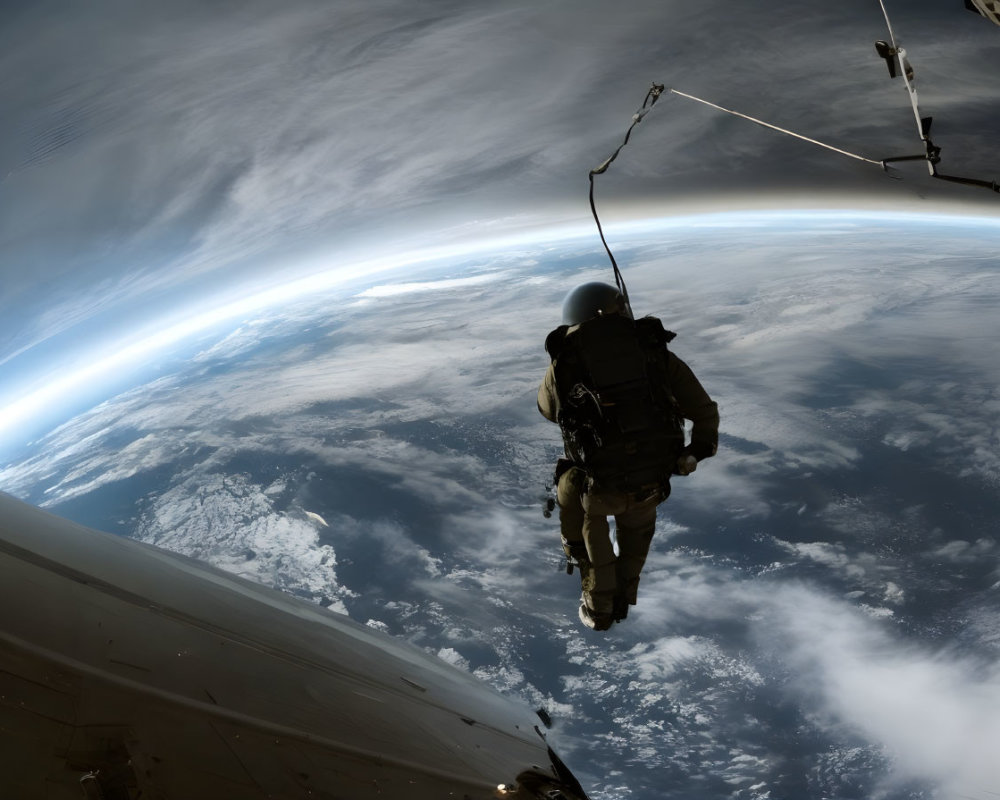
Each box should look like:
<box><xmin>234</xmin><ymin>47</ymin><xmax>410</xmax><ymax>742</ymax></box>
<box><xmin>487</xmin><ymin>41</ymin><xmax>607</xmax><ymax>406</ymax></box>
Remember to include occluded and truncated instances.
<box><xmin>561</xmin><ymin>282</ymin><xmax>629</xmax><ymax>326</ymax></box>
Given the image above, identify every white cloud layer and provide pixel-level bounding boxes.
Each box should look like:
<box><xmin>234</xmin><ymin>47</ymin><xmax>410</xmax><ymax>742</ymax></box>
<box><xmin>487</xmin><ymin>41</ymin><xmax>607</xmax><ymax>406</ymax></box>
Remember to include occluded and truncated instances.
<box><xmin>2</xmin><ymin>215</ymin><xmax>999</xmax><ymax>799</ymax></box>
<box><xmin>771</xmin><ymin>586</ymin><xmax>1000</xmax><ymax>799</ymax></box>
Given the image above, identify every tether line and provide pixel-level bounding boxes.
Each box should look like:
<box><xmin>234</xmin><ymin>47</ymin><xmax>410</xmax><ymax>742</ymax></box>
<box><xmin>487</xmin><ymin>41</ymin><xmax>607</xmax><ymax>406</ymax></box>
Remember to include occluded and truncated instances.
<box><xmin>666</xmin><ymin>88</ymin><xmax>885</xmax><ymax>166</ymax></box>
<box><xmin>588</xmin><ymin>83</ymin><xmax>665</xmax><ymax>313</ymax></box>
<box><xmin>587</xmin><ymin>83</ymin><xmax>887</xmax><ymax>304</ymax></box>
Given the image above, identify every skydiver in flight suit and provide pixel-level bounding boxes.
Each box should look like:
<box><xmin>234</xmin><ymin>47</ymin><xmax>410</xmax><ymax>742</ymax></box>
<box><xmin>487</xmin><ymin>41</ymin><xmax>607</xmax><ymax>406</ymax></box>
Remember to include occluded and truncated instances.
<box><xmin>538</xmin><ymin>282</ymin><xmax>719</xmax><ymax>631</ymax></box>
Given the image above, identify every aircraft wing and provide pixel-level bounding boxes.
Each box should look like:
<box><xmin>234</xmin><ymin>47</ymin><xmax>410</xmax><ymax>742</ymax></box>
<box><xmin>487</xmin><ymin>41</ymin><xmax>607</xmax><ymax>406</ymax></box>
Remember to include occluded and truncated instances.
<box><xmin>0</xmin><ymin>492</ymin><xmax>591</xmax><ymax>800</ymax></box>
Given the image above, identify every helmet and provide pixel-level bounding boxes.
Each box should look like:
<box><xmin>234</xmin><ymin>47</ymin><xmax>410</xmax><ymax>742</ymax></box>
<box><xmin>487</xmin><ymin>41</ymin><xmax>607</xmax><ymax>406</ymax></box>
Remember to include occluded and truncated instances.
<box><xmin>561</xmin><ymin>282</ymin><xmax>630</xmax><ymax>326</ymax></box>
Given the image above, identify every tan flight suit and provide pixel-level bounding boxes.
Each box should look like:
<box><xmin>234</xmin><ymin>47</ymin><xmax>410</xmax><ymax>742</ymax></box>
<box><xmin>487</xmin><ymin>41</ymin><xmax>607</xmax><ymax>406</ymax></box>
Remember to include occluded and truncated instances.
<box><xmin>538</xmin><ymin>332</ymin><xmax>718</xmax><ymax>624</ymax></box>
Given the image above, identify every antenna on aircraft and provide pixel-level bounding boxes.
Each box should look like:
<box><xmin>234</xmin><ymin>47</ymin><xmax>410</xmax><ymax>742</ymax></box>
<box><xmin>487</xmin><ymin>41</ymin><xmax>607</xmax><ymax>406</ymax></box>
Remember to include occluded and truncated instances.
<box><xmin>874</xmin><ymin>0</ymin><xmax>1000</xmax><ymax>191</ymax></box>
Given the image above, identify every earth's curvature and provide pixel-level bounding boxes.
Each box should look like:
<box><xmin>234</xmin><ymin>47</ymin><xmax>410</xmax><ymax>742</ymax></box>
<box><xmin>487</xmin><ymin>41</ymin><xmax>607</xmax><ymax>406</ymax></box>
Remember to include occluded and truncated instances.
<box><xmin>3</xmin><ymin>210</ymin><xmax>1000</xmax><ymax>800</ymax></box>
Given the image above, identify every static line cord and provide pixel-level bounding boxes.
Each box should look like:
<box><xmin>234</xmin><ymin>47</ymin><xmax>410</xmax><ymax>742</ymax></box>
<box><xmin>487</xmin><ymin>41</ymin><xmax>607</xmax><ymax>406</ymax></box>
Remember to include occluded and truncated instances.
<box><xmin>680</xmin><ymin>81</ymin><xmax>999</xmax><ymax>194</ymax></box>
<box><xmin>587</xmin><ymin>83</ymin><xmax>885</xmax><ymax>303</ymax></box>
<box><xmin>588</xmin><ymin>83</ymin><xmax>665</xmax><ymax>313</ymax></box>
<box><xmin>590</xmin><ymin>77</ymin><xmax>999</xmax><ymax>231</ymax></box>
<box><xmin>666</xmin><ymin>88</ymin><xmax>885</xmax><ymax>167</ymax></box>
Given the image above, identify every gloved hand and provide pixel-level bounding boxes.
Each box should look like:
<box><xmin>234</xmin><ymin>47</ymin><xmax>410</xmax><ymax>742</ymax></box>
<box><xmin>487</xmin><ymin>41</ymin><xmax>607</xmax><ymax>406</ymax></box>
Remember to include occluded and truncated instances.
<box><xmin>562</xmin><ymin>538</ymin><xmax>589</xmax><ymax>564</ymax></box>
<box><xmin>676</xmin><ymin>454</ymin><xmax>698</xmax><ymax>476</ymax></box>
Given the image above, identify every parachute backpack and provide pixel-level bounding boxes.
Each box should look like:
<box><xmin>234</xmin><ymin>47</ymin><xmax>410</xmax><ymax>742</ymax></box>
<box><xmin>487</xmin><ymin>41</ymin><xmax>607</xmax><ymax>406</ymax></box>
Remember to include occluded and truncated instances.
<box><xmin>545</xmin><ymin>312</ymin><xmax>684</xmax><ymax>495</ymax></box>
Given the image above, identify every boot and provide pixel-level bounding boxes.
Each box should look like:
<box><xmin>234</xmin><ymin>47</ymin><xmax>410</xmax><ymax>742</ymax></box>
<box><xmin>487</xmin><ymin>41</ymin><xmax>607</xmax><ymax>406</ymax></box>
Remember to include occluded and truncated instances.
<box><xmin>578</xmin><ymin>598</ymin><xmax>613</xmax><ymax>631</ymax></box>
